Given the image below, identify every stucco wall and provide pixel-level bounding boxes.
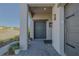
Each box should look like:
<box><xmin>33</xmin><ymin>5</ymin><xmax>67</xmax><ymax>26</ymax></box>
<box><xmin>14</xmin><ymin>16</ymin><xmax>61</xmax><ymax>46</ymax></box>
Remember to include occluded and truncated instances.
<box><xmin>46</xmin><ymin>20</ymin><xmax>52</xmax><ymax>40</ymax></box>
<box><xmin>28</xmin><ymin>12</ymin><xmax>34</xmax><ymax>39</ymax></box>
<box><xmin>52</xmin><ymin>4</ymin><xmax>64</xmax><ymax>55</ymax></box>
<box><xmin>20</xmin><ymin>4</ymin><xmax>28</xmax><ymax>50</ymax></box>
<box><xmin>33</xmin><ymin>13</ymin><xmax>52</xmax><ymax>20</ymax></box>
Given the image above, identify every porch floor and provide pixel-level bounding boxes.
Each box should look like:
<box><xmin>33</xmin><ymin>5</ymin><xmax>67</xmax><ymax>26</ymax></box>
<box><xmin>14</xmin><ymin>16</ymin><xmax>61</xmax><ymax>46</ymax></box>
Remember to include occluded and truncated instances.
<box><xmin>17</xmin><ymin>40</ymin><xmax>60</xmax><ymax>56</ymax></box>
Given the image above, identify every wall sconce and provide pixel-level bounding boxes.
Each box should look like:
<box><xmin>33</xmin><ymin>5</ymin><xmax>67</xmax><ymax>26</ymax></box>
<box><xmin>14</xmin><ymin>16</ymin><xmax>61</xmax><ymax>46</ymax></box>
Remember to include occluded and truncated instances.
<box><xmin>54</xmin><ymin>14</ymin><xmax>56</xmax><ymax>21</ymax></box>
<box><xmin>49</xmin><ymin>22</ymin><xmax>52</xmax><ymax>27</ymax></box>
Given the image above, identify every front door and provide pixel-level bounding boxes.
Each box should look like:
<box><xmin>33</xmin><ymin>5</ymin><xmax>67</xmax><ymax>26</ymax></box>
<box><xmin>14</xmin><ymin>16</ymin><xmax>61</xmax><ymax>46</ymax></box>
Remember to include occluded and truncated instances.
<box><xmin>34</xmin><ymin>20</ymin><xmax>46</xmax><ymax>39</ymax></box>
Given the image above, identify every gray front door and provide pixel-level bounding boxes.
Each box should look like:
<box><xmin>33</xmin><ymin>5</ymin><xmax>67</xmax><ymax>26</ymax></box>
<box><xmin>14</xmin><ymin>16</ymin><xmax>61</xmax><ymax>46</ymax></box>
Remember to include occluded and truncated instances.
<box><xmin>34</xmin><ymin>20</ymin><xmax>46</xmax><ymax>39</ymax></box>
<box><xmin>65</xmin><ymin>3</ymin><xmax>79</xmax><ymax>55</ymax></box>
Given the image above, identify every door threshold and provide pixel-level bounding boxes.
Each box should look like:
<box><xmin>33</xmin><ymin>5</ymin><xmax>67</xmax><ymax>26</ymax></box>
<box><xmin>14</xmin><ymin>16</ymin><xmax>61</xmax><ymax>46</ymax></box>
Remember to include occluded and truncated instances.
<box><xmin>34</xmin><ymin>39</ymin><xmax>46</xmax><ymax>40</ymax></box>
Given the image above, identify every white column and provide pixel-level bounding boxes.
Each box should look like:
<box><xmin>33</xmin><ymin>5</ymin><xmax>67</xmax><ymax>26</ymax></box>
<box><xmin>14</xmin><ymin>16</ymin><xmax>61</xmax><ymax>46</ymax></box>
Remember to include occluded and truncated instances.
<box><xmin>52</xmin><ymin>4</ymin><xmax>65</xmax><ymax>55</ymax></box>
<box><xmin>58</xmin><ymin>6</ymin><xmax>64</xmax><ymax>55</ymax></box>
<box><xmin>20</xmin><ymin>4</ymin><xmax>28</xmax><ymax>50</ymax></box>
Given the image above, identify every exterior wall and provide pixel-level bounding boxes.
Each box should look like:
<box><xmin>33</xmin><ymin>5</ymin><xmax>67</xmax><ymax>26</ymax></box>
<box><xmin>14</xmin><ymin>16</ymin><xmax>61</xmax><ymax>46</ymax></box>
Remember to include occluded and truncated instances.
<box><xmin>31</xmin><ymin>13</ymin><xmax>52</xmax><ymax>40</ymax></box>
<box><xmin>28</xmin><ymin>12</ymin><xmax>34</xmax><ymax>39</ymax></box>
<box><xmin>46</xmin><ymin>20</ymin><xmax>52</xmax><ymax>40</ymax></box>
<box><xmin>32</xmin><ymin>13</ymin><xmax>52</xmax><ymax>20</ymax></box>
<box><xmin>52</xmin><ymin>4</ymin><xmax>64</xmax><ymax>55</ymax></box>
<box><xmin>30</xmin><ymin>18</ymin><xmax>34</xmax><ymax>39</ymax></box>
<box><xmin>20</xmin><ymin>4</ymin><xmax>28</xmax><ymax>50</ymax></box>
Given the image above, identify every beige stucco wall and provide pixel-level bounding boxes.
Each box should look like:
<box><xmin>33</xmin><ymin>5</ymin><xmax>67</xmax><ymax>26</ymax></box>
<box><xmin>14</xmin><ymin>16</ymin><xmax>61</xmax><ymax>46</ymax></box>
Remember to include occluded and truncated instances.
<box><xmin>33</xmin><ymin>13</ymin><xmax>52</xmax><ymax>20</ymax></box>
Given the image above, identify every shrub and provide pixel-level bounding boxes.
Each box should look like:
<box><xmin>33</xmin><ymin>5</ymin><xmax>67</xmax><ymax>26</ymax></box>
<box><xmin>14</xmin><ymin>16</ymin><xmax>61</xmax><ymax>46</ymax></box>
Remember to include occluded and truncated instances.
<box><xmin>0</xmin><ymin>41</ymin><xmax>4</xmax><ymax>47</ymax></box>
<box><xmin>13</xmin><ymin>36</ymin><xmax>19</xmax><ymax>41</ymax></box>
<box><xmin>8</xmin><ymin>42</ymin><xmax>19</xmax><ymax>55</ymax></box>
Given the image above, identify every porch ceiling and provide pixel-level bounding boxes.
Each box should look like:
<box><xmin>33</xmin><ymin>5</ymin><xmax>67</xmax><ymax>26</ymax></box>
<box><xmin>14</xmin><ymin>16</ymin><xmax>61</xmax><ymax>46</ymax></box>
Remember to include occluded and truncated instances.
<box><xmin>28</xmin><ymin>4</ymin><xmax>54</xmax><ymax>16</ymax></box>
<box><xmin>29</xmin><ymin>4</ymin><xmax>54</xmax><ymax>7</ymax></box>
<box><xmin>30</xmin><ymin>7</ymin><xmax>52</xmax><ymax>14</ymax></box>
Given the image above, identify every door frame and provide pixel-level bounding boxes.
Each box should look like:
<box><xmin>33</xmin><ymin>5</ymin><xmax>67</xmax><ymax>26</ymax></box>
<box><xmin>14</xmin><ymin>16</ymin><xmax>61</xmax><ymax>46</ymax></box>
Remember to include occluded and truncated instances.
<box><xmin>33</xmin><ymin>20</ymin><xmax>47</xmax><ymax>40</ymax></box>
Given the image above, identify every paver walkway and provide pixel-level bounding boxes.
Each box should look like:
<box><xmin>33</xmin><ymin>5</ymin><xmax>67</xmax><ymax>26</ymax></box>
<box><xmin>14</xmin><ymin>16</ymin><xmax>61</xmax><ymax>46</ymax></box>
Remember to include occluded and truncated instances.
<box><xmin>17</xmin><ymin>40</ymin><xmax>60</xmax><ymax>56</ymax></box>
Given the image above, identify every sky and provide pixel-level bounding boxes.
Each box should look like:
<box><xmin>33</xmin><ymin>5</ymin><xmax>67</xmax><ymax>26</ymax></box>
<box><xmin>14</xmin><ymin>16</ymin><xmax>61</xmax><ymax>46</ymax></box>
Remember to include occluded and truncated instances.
<box><xmin>0</xmin><ymin>3</ymin><xmax>20</xmax><ymax>27</ymax></box>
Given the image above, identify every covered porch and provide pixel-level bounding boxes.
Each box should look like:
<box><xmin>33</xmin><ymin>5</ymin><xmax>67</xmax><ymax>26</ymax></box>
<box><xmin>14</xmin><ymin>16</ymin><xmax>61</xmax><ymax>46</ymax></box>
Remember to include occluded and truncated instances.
<box><xmin>17</xmin><ymin>40</ymin><xmax>60</xmax><ymax>56</ymax></box>
<box><xmin>19</xmin><ymin>3</ymin><xmax>65</xmax><ymax>55</ymax></box>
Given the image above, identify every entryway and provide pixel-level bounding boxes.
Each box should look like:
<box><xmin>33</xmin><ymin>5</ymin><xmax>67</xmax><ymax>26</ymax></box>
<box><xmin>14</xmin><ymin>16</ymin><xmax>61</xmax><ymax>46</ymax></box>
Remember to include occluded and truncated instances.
<box><xmin>34</xmin><ymin>20</ymin><xmax>46</xmax><ymax>39</ymax></box>
<box><xmin>17</xmin><ymin>40</ymin><xmax>60</xmax><ymax>56</ymax></box>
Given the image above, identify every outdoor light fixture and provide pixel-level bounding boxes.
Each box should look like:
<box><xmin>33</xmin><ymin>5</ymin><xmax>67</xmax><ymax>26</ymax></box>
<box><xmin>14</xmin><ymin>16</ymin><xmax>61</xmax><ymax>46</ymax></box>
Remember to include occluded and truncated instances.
<box><xmin>44</xmin><ymin>8</ymin><xmax>46</xmax><ymax>10</ymax></box>
<box><xmin>54</xmin><ymin>14</ymin><xmax>56</xmax><ymax>21</ymax></box>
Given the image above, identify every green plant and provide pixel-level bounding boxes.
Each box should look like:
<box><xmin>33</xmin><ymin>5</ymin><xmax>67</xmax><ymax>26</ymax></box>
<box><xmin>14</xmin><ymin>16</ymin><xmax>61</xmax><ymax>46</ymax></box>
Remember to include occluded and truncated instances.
<box><xmin>0</xmin><ymin>40</ymin><xmax>7</xmax><ymax>47</ymax></box>
<box><xmin>8</xmin><ymin>42</ymin><xmax>19</xmax><ymax>55</ymax></box>
<box><xmin>0</xmin><ymin>41</ymin><xmax>4</xmax><ymax>46</ymax></box>
<box><xmin>0</xmin><ymin>41</ymin><xmax>4</xmax><ymax>44</ymax></box>
<box><xmin>13</xmin><ymin>36</ymin><xmax>19</xmax><ymax>41</ymax></box>
<box><xmin>9</xmin><ymin>36</ymin><xmax>19</xmax><ymax>42</ymax></box>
